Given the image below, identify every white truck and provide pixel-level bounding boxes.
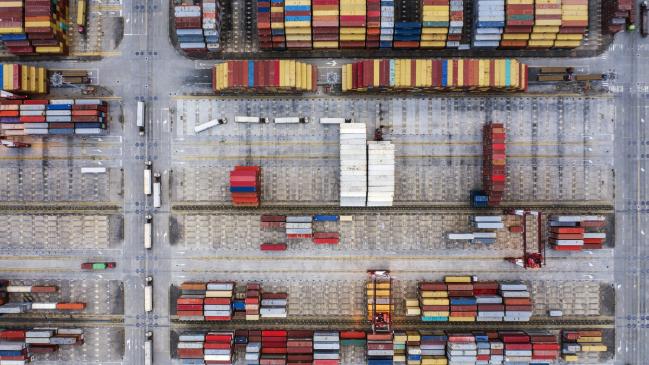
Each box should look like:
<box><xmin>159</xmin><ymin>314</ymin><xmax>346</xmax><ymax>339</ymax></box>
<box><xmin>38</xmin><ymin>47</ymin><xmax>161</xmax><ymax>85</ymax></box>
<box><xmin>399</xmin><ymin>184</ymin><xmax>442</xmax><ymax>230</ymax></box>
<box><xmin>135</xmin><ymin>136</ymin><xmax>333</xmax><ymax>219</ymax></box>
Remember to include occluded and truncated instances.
<box><xmin>144</xmin><ymin>276</ymin><xmax>153</xmax><ymax>312</ymax></box>
<box><xmin>144</xmin><ymin>331</ymin><xmax>153</xmax><ymax>365</ymax></box>
<box><xmin>144</xmin><ymin>215</ymin><xmax>152</xmax><ymax>249</ymax></box>
<box><xmin>153</xmin><ymin>173</ymin><xmax>161</xmax><ymax>208</ymax></box>
<box><xmin>137</xmin><ymin>101</ymin><xmax>145</xmax><ymax>136</ymax></box>
<box><xmin>144</xmin><ymin>161</ymin><xmax>152</xmax><ymax>196</ymax></box>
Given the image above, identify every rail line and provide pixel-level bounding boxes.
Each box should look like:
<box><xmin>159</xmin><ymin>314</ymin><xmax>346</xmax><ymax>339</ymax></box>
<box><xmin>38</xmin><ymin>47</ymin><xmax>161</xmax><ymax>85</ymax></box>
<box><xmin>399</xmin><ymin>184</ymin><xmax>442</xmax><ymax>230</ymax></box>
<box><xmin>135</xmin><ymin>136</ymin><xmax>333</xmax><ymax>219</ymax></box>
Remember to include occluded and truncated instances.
<box><xmin>172</xmin><ymin>203</ymin><xmax>614</xmax><ymax>214</ymax></box>
<box><xmin>0</xmin><ymin>203</ymin><xmax>121</xmax><ymax>213</ymax></box>
<box><xmin>170</xmin><ymin>316</ymin><xmax>614</xmax><ymax>331</ymax></box>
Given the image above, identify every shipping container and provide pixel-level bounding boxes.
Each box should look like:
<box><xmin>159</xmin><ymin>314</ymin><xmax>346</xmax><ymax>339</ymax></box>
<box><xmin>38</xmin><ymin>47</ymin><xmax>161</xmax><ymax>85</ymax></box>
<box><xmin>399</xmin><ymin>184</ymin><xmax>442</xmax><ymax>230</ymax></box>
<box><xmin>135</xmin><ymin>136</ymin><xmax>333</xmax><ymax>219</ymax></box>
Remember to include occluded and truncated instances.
<box><xmin>0</xmin><ymin>0</ymin><xmax>68</xmax><ymax>56</ymax></box>
<box><xmin>144</xmin><ymin>276</ymin><xmax>153</xmax><ymax>312</ymax></box>
<box><xmin>144</xmin><ymin>214</ymin><xmax>153</xmax><ymax>249</ymax></box>
<box><xmin>144</xmin><ymin>161</ymin><xmax>152</xmax><ymax>195</ymax></box>
<box><xmin>213</xmin><ymin>60</ymin><xmax>317</xmax><ymax>93</ymax></box>
<box><xmin>153</xmin><ymin>172</ymin><xmax>161</xmax><ymax>208</ymax></box>
<box><xmin>340</xmin><ymin>123</ymin><xmax>367</xmax><ymax>206</ymax></box>
<box><xmin>230</xmin><ymin>166</ymin><xmax>262</xmax><ymax>207</ymax></box>
<box><xmin>137</xmin><ymin>101</ymin><xmax>145</xmax><ymax>135</ymax></box>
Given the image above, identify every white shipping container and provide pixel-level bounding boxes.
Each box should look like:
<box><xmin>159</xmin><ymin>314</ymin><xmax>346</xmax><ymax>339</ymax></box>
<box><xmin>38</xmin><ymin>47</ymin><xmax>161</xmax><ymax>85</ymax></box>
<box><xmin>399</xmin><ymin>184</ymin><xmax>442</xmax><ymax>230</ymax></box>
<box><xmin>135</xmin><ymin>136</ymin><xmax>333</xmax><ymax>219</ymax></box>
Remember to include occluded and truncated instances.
<box><xmin>448</xmin><ymin>233</ymin><xmax>474</xmax><ymax>240</ymax></box>
<box><xmin>31</xmin><ymin>303</ymin><xmax>57</xmax><ymax>310</ymax></box>
<box><xmin>81</xmin><ymin>167</ymin><xmax>107</xmax><ymax>174</ymax></box>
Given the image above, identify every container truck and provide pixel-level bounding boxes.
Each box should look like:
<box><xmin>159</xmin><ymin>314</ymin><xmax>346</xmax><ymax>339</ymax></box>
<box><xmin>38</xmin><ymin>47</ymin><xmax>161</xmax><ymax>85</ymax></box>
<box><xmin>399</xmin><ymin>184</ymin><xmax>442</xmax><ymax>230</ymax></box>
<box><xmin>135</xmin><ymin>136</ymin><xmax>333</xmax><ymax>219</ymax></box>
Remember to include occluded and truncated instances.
<box><xmin>320</xmin><ymin>118</ymin><xmax>352</xmax><ymax>124</ymax></box>
<box><xmin>81</xmin><ymin>262</ymin><xmax>116</xmax><ymax>270</ymax></box>
<box><xmin>194</xmin><ymin>118</ymin><xmax>226</xmax><ymax>133</ymax></box>
<box><xmin>234</xmin><ymin>116</ymin><xmax>268</xmax><ymax>123</ymax></box>
<box><xmin>144</xmin><ymin>215</ymin><xmax>152</xmax><ymax>249</ymax></box>
<box><xmin>274</xmin><ymin>117</ymin><xmax>309</xmax><ymax>124</ymax></box>
<box><xmin>153</xmin><ymin>173</ymin><xmax>161</xmax><ymax>208</ymax></box>
<box><xmin>144</xmin><ymin>331</ymin><xmax>153</xmax><ymax>365</ymax></box>
<box><xmin>137</xmin><ymin>101</ymin><xmax>145</xmax><ymax>136</ymax></box>
<box><xmin>144</xmin><ymin>161</ymin><xmax>152</xmax><ymax>195</ymax></box>
<box><xmin>144</xmin><ymin>277</ymin><xmax>153</xmax><ymax>312</ymax></box>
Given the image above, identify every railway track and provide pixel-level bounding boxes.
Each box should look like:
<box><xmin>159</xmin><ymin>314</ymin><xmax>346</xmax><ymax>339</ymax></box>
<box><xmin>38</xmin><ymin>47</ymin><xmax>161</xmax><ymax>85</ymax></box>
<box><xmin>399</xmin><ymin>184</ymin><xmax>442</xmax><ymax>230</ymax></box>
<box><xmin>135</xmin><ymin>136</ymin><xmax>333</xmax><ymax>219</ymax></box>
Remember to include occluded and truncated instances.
<box><xmin>0</xmin><ymin>314</ymin><xmax>124</xmax><ymax>326</ymax></box>
<box><xmin>172</xmin><ymin>203</ymin><xmax>614</xmax><ymax>214</ymax></box>
<box><xmin>0</xmin><ymin>203</ymin><xmax>121</xmax><ymax>213</ymax></box>
<box><xmin>170</xmin><ymin>316</ymin><xmax>615</xmax><ymax>330</ymax></box>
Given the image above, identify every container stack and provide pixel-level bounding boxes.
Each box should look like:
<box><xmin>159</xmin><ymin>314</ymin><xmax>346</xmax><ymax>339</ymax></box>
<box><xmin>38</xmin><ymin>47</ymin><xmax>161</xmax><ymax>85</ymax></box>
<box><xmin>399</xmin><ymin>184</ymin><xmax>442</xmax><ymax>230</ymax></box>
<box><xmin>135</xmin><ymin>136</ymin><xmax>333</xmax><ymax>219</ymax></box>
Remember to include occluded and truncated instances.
<box><xmin>529</xmin><ymin>0</ymin><xmax>562</xmax><ymax>48</ymax></box>
<box><xmin>260</xmin><ymin>330</ymin><xmax>288</xmax><ymax>364</ymax></box>
<box><xmin>212</xmin><ymin>60</ymin><xmax>317</xmax><ymax>93</ymax></box>
<box><xmin>312</xmin><ymin>232</ymin><xmax>340</xmax><ymax>244</ymax></box>
<box><xmin>175</xmin><ymin>5</ymin><xmax>205</xmax><ymax>52</ymax></box>
<box><xmin>487</xmin><ymin>335</ymin><xmax>505</xmax><ymax>364</ymax></box>
<box><xmin>339</xmin><ymin>122</ymin><xmax>367</xmax><ymax>207</ymax></box>
<box><xmin>258</xmin><ymin>0</ymin><xmax>273</xmax><ymax>49</ymax></box>
<box><xmin>312</xmin><ymin>0</ymin><xmax>339</xmax><ymax>48</ymax></box>
<box><xmin>260</xmin><ymin>215</ymin><xmax>287</xmax><ymax>229</ymax></box>
<box><xmin>177</xmin><ymin>331</ymin><xmax>234</xmax><ymax>364</ymax></box>
<box><xmin>367</xmin><ymin>141</ymin><xmax>395</xmax><ymax>207</ymax></box>
<box><xmin>286</xmin><ymin>330</ymin><xmax>313</xmax><ymax>364</ymax></box>
<box><xmin>447</xmin><ymin>279</ymin><xmax>477</xmax><ymax>323</ymax></box>
<box><xmin>202</xmin><ymin>0</ymin><xmax>222</xmax><ymax>51</ymax></box>
<box><xmin>555</xmin><ymin>0</ymin><xmax>587</xmax><ymax>48</ymax></box>
<box><xmin>229</xmin><ymin>165</ymin><xmax>261</xmax><ymax>207</ymax></box>
<box><xmin>499</xmin><ymin>0</ymin><xmax>534</xmax><ymax>48</ymax></box>
<box><xmin>366</xmin><ymin>332</ymin><xmax>394</xmax><ymax>365</ymax></box>
<box><xmin>549</xmin><ymin>215</ymin><xmax>607</xmax><ymax>251</ymax></box>
<box><xmin>473</xmin><ymin>216</ymin><xmax>504</xmax><ymax>229</ymax></box>
<box><xmin>474</xmin><ymin>281</ymin><xmax>504</xmax><ymax>322</ymax></box>
<box><xmin>405</xmin><ymin>297</ymin><xmax>421</xmax><ymax>317</ymax></box>
<box><xmin>313</xmin><ymin>331</ymin><xmax>340</xmax><ymax>364</ymax></box>
<box><xmin>561</xmin><ymin>329</ymin><xmax>606</xmax><ymax>362</ymax></box>
<box><xmin>420</xmin><ymin>0</ymin><xmax>448</xmax><ymax>48</ymax></box>
<box><xmin>0</xmin><ymin>283</ymin><xmax>86</xmax><ymax>314</ymax></box>
<box><xmin>204</xmin><ymin>282</ymin><xmax>235</xmax><ymax>320</ymax></box>
<box><xmin>0</xmin><ymin>99</ymin><xmax>108</xmax><ymax>137</ymax></box>
<box><xmin>602</xmin><ymin>0</ymin><xmax>633</xmax><ymax>34</ymax></box>
<box><xmin>393</xmin><ymin>0</ymin><xmax>421</xmax><ymax>48</ymax></box>
<box><xmin>473</xmin><ymin>0</ymin><xmax>504</xmax><ymax>47</ymax></box>
<box><xmin>0</xmin><ymin>328</ymin><xmax>84</xmax><ymax>362</ymax></box>
<box><xmin>392</xmin><ymin>331</ymin><xmax>407</xmax><ymax>365</ymax></box>
<box><xmin>366</xmin><ymin>0</ymin><xmax>380</xmax><ymax>47</ymax></box>
<box><xmin>406</xmin><ymin>332</ymin><xmax>421</xmax><ymax>365</ymax></box>
<box><xmin>499</xmin><ymin>331</ymin><xmax>532</xmax><ymax>363</ymax></box>
<box><xmin>245</xmin><ymin>282</ymin><xmax>261</xmax><ymax>321</ymax></box>
<box><xmin>341</xmin><ymin>59</ymin><xmax>529</xmax><ymax>92</ymax></box>
<box><xmin>366</xmin><ymin>276</ymin><xmax>392</xmax><ymax>324</ymax></box>
<box><xmin>418</xmin><ymin>281</ymin><xmax>450</xmax><ymax>322</ymax></box>
<box><xmin>260</xmin><ymin>291</ymin><xmax>288</xmax><ymax>318</ymax></box>
<box><xmin>446</xmin><ymin>333</ymin><xmax>477</xmax><ymax>364</ymax></box>
<box><xmin>176</xmin><ymin>282</ymin><xmax>207</xmax><ymax>320</ymax></box>
<box><xmin>272</xmin><ymin>0</ymin><xmax>287</xmax><ymax>49</ymax></box>
<box><xmin>286</xmin><ymin>215</ymin><xmax>313</xmax><ymax>239</ymax></box>
<box><xmin>246</xmin><ymin>337</ymin><xmax>261</xmax><ymax>365</ymax></box>
<box><xmin>420</xmin><ymin>332</ymin><xmax>447</xmax><ymax>363</ymax></box>
<box><xmin>482</xmin><ymin>122</ymin><xmax>506</xmax><ymax>206</ymax></box>
<box><xmin>339</xmin><ymin>0</ymin><xmax>366</xmax><ymax>47</ymax></box>
<box><xmin>0</xmin><ymin>0</ymin><xmax>68</xmax><ymax>55</ymax></box>
<box><xmin>284</xmin><ymin>0</ymin><xmax>312</xmax><ymax>48</ymax></box>
<box><xmin>0</xmin><ymin>64</ymin><xmax>48</xmax><ymax>94</ymax></box>
<box><xmin>233</xmin><ymin>291</ymin><xmax>246</xmax><ymax>319</ymax></box>
<box><xmin>447</xmin><ymin>0</ymin><xmax>463</xmax><ymax>47</ymax></box>
<box><xmin>500</xmin><ymin>281</ymin><xmax>532</xmax><ymax>321</ymax></box>
<box><xmin>527</xmin><ymin>331</ymin><xmax>560</xmax><ymax>362</ymax></box>
<box><xmin>379</xmin><ymin>0</ymin><xmax>394</xmax><ymax>47</ymax></box>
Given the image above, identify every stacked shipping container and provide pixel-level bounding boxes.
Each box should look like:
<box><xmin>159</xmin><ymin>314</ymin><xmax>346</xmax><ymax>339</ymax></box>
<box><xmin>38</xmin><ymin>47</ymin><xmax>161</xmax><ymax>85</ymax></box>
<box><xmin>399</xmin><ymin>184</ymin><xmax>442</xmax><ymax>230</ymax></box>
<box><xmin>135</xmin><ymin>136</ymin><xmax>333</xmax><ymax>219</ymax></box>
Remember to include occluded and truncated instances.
<box><xmin>549</xmin><ymin>215</ymin><xmax>606</xmax><ymax>251</ymax></box>
<box><xmin>482</xmin><ymin>122</ymin><xmax>506</xmax><ymax>206</ymax></box>
<box><xmin>341</xmin><ymin>59</ymin><xmax>529</xmax><ymax>92</ymax></box>
<box><xmin>177</xmin><ymin>331</ymin><xmax>235</xmax><ymax>363</ymax></box>
<box><xmin>174</xmin><ymin>0</ymin><xmax>222</xmax><ymax>52</ymax></box>
<box><xmin>0</xmin><ymin>328</ymin><xmax>84</xmax><ymax>362</ymax></box>
<box><xmin>366</xmin><ymin>277</ymin><xmax>392</xmax><ymax>325</ymax></box>
<box><xmin>473</xmin><ymin>0</ymin><xmax>505</xmax><ymax>47</ymax></box>
<box><xmin>175</xmin><ymin>281</ymin><xmax>235</xmax><ymax>321</ymax></box>
<box><xmin>420</xmin><ymin>332</ymin><xmax>447</xmax><ymax>363</ymax></box>
<box><xmin>393</xmin><ymin>0</ymin><xmax>422</xmax><ymax>48</ymax></box>
<box><xmin>339</xmin><ymin>0</ymin><xmax>366</xmax><ymax>48</ymax></box>
<box><xmin>287</xmin><ymin>330</ymin><xmax>314</xmax><ymax>364</ymax></box>
<box><xmin>0</xmin><ymin>281</ymin><xmax>86</xmax><ymax>314</ymax></box>
<box><xmin>420</xmin><ymin>0</ymin><xmax>449</xmax><ymax>48</ymax></box>
<box><xmin>556</xmin><ymin>0</ymin><xmax>588</xmax><ymax>48</ymax></box>
<box><xmin>392</xmin><ymin>331</ymin><xmax>406</xmax><ymax>364</ymax></box>
<box><xmin>417</xmin><ymin>276</ymin><xmax>531</xmax><ymax>323</ymax></box>
<box><xmin>260</xmin><ymin>330</ymin><xmax>288</xmax><ymax>364</ymax></box>
<box><xmin>339</xmin><ymin>122</ymin><xmax>367</xmax><ymax>206</ymax></box>
<box><xmin>230</xmin><ymin>166</ymin><xmax>261</xmax><ymax>207</ymax></box>
<box><xmin>500</xmin><ymin>0</ymin><xmax>534</xmax><ymax>48</ymax></box>
<box><xmin>245</xmin><ymin>283</ymin><xmax>261</xmax><ymax>320</ymax></box>
<box><xmin>561</xmin><ymin>329</ymin><xmax>607</xmax><ymax>361</ymax></box>
<box><xmin>602</xmin><ymin>0</ymin><xmax>633</xmax><ymax>34</ymax></box>
<box><xmin>0</xmin><ymin>99</ymin><xmax>108</xmax><ymax>136</ymax></box>
<box><xmin>260</xmin><ymin>291</ymin><xmax>288</xmax><ymax>318</ymax></box>
<box><xmin>0</xmin><ymin>0</ymin><xmax>68</xmax><ymax>55</ymax></box>
<box><xmin>212</xmin><ymin>60</ymin><xmax>317</xmax><ymax>92</ymax></box>
<box><xmin>285</xmin><ymin>0</ymin><xmax>312</xmax><ymax>48</ymax></box>
<box><xmin>312</xmin><ymin>0</ymin><xmax>339</xmax><ymax>48</ymax></box>
<box><xmin>529</xmin><ymin>0</ymin><xmax>562</xmax><ymax>48</ymax></box>
<box><xmin>314</xmin><ymin>331</ymin><xmax>340</xmax><ymax>364</ymax></box>
<box><xmin>0</xmin><ymin>64</ymin><xmax>48</xmax><ymax>94</ymax></box>
<box><xmin>286</xmin><ymin>215</ymin><xmax>313</xmax><ymax>239</ymax></box>
<box><xmin>367</xmin><ymin>332</ymin><xmax>393</xmax><ymax>365</ymax></box>
<box><xmin>367</xmin><ymin>141</ymin><xmax>395</xmax><ymax>207</ymax></box>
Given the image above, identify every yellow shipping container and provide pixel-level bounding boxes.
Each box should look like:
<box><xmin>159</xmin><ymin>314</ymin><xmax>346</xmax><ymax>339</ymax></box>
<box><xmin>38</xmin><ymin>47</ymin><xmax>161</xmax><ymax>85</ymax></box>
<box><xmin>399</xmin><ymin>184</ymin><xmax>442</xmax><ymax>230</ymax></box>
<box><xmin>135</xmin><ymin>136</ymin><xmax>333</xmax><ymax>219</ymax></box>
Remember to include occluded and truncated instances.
<box><xmin>367</xmin><ymin>290</ymin><xmax>391</xmax><ymax>296</ymax></box>
<box><xmin>580</xmin><ymin>344</ymin><xmax>607</xmax><ymax>352</ymax></box>
<box><xmin>554</xmin><ymin>40</ymin><xmax>581</xmax><ymax>48</ymax></box>
<box><xmin>406</xmin><ymin>332</ymin><xmax>421</xmax><ymax>341</ymax></box>
<box><xmin>420</xmin><ymin>41</ymin><xmax>446</xmax><ymax>48</ymax></box>
<box><xmin>528</xmin><ymin>40</ymin><xmax>555</xmax><ymax>47</ymax></box>
<box><xmin>313</xmin><ymin>10</ymin><xmax>338</xmax><ymax>16</ymax></box>
<box><xmin>449</xmin><ymin>317</ymin><xmax>475</xmax><ymax>322</ymax></box>
<box><xmin>366</xmin><ymin>282</ymin><xmax>391</xmax><ymax>289</ymax></box>
<box><xmin>340</xmin><ymin>34</ymin><xmax>365</xmax><ymax>41</ymax></box>
<box><xmin>313</xmin><ymin>41</ymin><xmax>338</xmax><ymax>48</ymax></box>
<box><xmin>21</xmin><ymin>65</ymin><xmax>28</xmax><ymax>92</ymax></box>
<box><xmin>457</xmin><ymin>59</ymin><xmax>464</xmax><ymax>86</ymax></box>
<box><xmin>444</xmin><ymin>276</ymin><xmax>468</xmax><ymax>283</ymax></box>
<box><xmin>422</xmin><ymin>311</ymin><xmax>450</xmax><ymax>317</ymax></box>
<box><xmin>205</xmin><ymin>291</ymin><xmax>233</xmax><ymax>298</ymax></box>
<box><xmin>421</xmin><ymin>298</ymin><xmax>450</xmax><ymax>305</ymax></box>
<box><xmin>556</xmin><ymin>33</ymin><xmax>583</xmax><ymax>40</ymax></box>
<box><xmin>421</xmin><ymin>34</ymin><xmax>447</xmax><ymax>40</ymax></box>
<box><xmin>562</xmin><ymin>354</ymin><xmax>578</xmax><ymax>362</ymax></box>
<box><xmin>577</xmin><ymin>337</ymin><xmax>602</xmax><ymax>343</ymax></box>
<box><xmin>422</xmin><ymin>358</ymin><xmax>448</xmax><ymax>365</ymax></box>
<box><xmin>2</xmin><ymin>64</ymin><xmax>11</xmax><ymax>90</ymax></box>
<box><xmin>530</xmin><ymin>33</ymin><xmax>557</xmax><ymax>40</ymax></box>
<box><xmin>502</xmin><ymin>33</ymin><xmax>530</xmax><ymax>40</ymax></box>
<box><xmin>342</xmin><ymin>64</ymin><xmax>352</xmax><ymax>91</ymax></box>
<box><xmin>367</xmin><ymin>304</ymin><xmax>394</xmax><ymax>311</ymax></box>
<box><xmin>0</xmin><ymin>1</ymin><xmax>23</xmax><ymax>6</ymax></box>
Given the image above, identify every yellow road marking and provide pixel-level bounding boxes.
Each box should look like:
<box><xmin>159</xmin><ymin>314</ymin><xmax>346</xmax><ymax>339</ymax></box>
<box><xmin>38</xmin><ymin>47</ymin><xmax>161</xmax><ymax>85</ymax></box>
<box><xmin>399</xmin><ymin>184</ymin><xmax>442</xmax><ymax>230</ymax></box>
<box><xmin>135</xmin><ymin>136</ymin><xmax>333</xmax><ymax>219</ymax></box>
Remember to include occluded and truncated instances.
<box><xmin>71</xmin><ymin>50</ymin><xmax>121</xmax><ymax>57</ymax></box>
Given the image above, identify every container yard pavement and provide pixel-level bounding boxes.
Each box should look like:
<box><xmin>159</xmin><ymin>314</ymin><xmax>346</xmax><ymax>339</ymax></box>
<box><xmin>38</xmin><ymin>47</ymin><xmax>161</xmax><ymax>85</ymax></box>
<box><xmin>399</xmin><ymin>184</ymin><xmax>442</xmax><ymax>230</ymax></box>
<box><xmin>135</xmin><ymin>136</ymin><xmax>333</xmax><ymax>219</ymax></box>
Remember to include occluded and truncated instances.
<box><xmin>0</xmin><ymin>1</ymin><xmax>646</xmax><ymax>365</ymax></box>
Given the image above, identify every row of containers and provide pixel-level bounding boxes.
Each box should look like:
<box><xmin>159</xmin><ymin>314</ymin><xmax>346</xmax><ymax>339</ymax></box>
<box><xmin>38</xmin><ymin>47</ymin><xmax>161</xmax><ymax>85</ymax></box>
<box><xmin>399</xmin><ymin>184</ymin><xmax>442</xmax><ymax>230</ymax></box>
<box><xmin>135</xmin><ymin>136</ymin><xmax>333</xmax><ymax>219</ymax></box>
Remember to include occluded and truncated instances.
<box><xmin>0</xmin><ymin>0</ymin><xmax>68</xmax><ymax>55</ymax></box>
<box><xmin>0</xmin><ymin>280</ymin><xmax>86</xmax><ymax>314</ymax></box>
<box><xmin>230</xmin><ymin>166</ymin><xmax>262</xmax><ymax>207</ymax></box>
<box><xmin>548</xmin><ymin>215</ymin><xmax>606</xmax><ymax>251</ymax></box>
<box><xmin>0</xmin><ymin>63</ymin><xmax>48</xmax><ymax>94</ymax></box>
<box><xmin>474</xmin><ymin>0</ymin><xmax>588</xmax><ymax>49</ymax></box>
<box><xmin>405</xmin><ymin>276</ymin><xmax>532</xmax><ymax>323</ymax></box>
<box><xmin>175</xmin><ymin>329</ymin><xmax>607</xmax><ymax>364</ymax></box>
<box><xmin>174</xmin><ymin>0</ymin><xmax>222</xmax><ymax>53</ymax></box>
<box><xmin>255</xmin><ymin>0</ymin><xmax>588</xmax><ymax>50</ymax></box>
<box><xmin>602</xmin><ymin>0</ymin><xmax>634</xmax><ymax>34</ymax></box>
<box><xmin>260</xmin><ymin>214</ymin><xmax>341</xmax><ymax>250</ymax></box>
<box><xmin>0</xmin><ymin>98</ymin><xmax>109</xmax><ymax>137</ymax></box>
<box><xmin>0</xmin><ymin>328</ymin><xmax>84</xmax><ymax>363</ymax></box>
<box><xmin>340</xmin><ymin>124</ymin><xmax>396</xmax><ymax>207</ymax></box>
<box><xmin>210</xmin><ymin>59</ymin><xmax>530</xmax><ymax>93</ymax></box>
<box><xmin>480</xmin><ymin>122</ymin><xmax>506</xmax><ymax>207</ymax></box>
<box><xmin>175</xmin><ymin>281</ymin><xmax>288</xmax><ymax>321</ymax></box>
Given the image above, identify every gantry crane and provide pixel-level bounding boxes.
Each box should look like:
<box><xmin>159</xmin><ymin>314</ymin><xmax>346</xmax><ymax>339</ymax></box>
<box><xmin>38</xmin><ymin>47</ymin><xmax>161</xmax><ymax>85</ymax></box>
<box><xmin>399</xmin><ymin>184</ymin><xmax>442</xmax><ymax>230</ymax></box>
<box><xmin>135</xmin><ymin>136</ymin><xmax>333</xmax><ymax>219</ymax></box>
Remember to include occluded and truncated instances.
<box><xmin>505</xmin><ymin>209</ymin><xmax>545</xmax><ymax>269</ymax></box>
<box><xmin>367</xmin><ymin>270</ymin><xmax>392</xmax><ymax>333</ymax></box>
